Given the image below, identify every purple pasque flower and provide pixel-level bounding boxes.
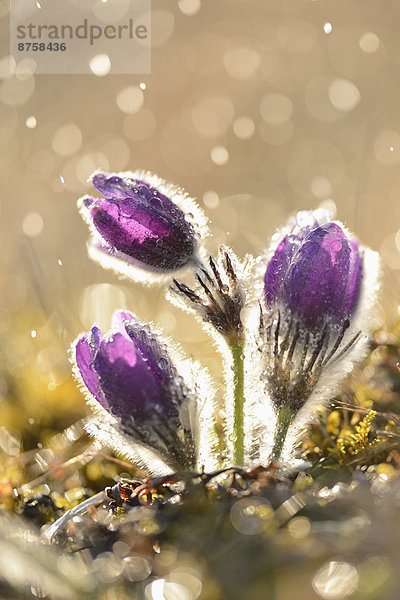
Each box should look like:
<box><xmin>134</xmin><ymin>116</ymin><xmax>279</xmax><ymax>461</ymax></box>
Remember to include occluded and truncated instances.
<box><xmin>78</xmin><ymin>171</ymin><xmax>207</xmax><ymax>281</ymax></box>
<box><xmin>259</xmin><ymin>209</ymin><xmax>367</xmax><ymax>418</ymax></box>
<box><xmin>264</xmin><ymin>210</ymin><xmax>363</xmax><ymax>330</ymax></box>
<box><xmin>73</xmin><ymin>310</ymin><xmax>196</xmax><ymax>472</ymax></box>
<box><xmin>254</xmin><ymin>209</ymin><xmax>379</xmax><ymax>464</ymax></box>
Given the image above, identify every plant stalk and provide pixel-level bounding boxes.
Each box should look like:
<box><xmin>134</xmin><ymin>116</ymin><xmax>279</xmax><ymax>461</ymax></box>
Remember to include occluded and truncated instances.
<box><xmin>230</xmin><ymin>341</ymin><xmax>245</xmax><ymax>466</ymax></box>
<box><xmin>271</xmin><ymin>404</ymin><xmax>296</xmax><ymax>461</ymax></box>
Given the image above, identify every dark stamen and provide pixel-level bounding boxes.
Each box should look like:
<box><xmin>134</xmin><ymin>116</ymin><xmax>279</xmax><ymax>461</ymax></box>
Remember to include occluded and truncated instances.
<box><xmin>209</xmin><ymin>255</ymin><xmax>224</xmax><ymax>292</ymax></box>
<box><xmin>273</xmin><ymin>310</ymin><xmax>281</xmax><ymax>378</ymax></box>
<box><xmin>322</xmin><ymin>319</ymin><xmax>350</xmax><ymax>366</ymax></box>
<box><xmin>196</xmin><ymin>273</ymin><xmax>217</xmax><ymax>305</ymax></box>
<box><xmin>225</xmin><ymin>252</ymin><xmax>237</xmax><ymax>284</ymax></box>
<box><xmin>327</xmin><ymin>331</ymin><xmax>361</xmax><ymax>366</ymax></box>
<box><xmin>172</xmin><ymin>279</ymin><xmax>202</xmax><ymax>304</ymax></box>
<box><xmin>304</xmin><ymin>325</ymin><xmax>329</xmax><ymax>374</ymax></box>
<box><xmin>286</xmin><ymin>321</ymin><xmax>300</xmax><ymax>365</ymax></box>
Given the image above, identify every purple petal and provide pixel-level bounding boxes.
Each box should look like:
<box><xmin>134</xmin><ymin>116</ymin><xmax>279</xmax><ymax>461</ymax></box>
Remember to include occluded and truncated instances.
<box><xmin>75</xmin><ymin>333</ymin><xmax>107</xmax><ymax>409</ymax></box>
<box><xmin>72</xmin><ymin>315</ymin><xmax>195</xmax><ymax>471</ymax></box>
<box><xmin>92</xmin><ymin>174</ymin><xmax>190</xmax><ymax>230</ymax></box>
<box><xmin>86</xmin><ymin>173</ymin><xmax>196</xmax><ymax>272</ymax></box>
<box><xmin>92</xmin><ymin>173</ymin><xmax>138</xmax><ymax>200</ymax></box>
<box><xmin>123</xmin><ymin>321</ymin><xmax>177</xmax><ymax>391</ymax></box>
<box><xmin>90</xmin><ymin>325</ymin><xmax>102</xmax><ymax>349</ymax></box>
<box><xmin>111</xmin><ymin>310</ymin><xmax>137</xmax><ymax>333</ymax></box>
<box><xmin>93</xmin><ymin>332</ymin><xmax>168</xmax><ymax>420</ymax></box>
<box><xmin>341</xmin><ymin>239</ymin><xmax>362</xmax><ymax>316</ymax></box>
<box><xmin>264</xmin><ymin>237</ymin><xmax>296</xmax><ymax>307</ymax></box>
<box><xmin>264</xmin><ymin>218</ymin><xmax>363</xmax><ymax>328</ymax></box>
<box><xmin>285</xmin><ymin>224</ymin><xmax>348</xmax><ymax>323</ymax></box>
<box><xmin>90</xmin><ymin>196</ymin><xmax>194</xmax><ymax>271</ymax></box>
<box><xmin>80</xmin><ymin>196</ymin><xmax>97</xmax><ymax>210</ymax></box>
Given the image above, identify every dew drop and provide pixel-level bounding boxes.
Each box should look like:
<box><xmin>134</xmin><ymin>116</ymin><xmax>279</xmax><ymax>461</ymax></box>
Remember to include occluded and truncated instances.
<box><xmin>159</xmin><ymin>357</ymin><xmax>169</xmax><ymax>369</ymax></box>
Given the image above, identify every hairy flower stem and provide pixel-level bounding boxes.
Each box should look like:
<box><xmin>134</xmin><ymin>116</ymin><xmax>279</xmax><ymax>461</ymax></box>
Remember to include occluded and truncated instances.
<box><xmin>271</xmin><ymin>404</ymin><xmax>296</xmax><ymax>461</ymax></box>
<box><xmin>230</xmin><ymin>340</ymin><xmax>245</xmax><ymax>466</ymax></box>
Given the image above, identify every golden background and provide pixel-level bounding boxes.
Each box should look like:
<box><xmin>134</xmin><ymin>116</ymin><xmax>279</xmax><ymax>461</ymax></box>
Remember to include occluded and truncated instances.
<box><xmin>0</xmin><ymin>0</ymin><xmax>399</xmax><ymax>424</ymax></box>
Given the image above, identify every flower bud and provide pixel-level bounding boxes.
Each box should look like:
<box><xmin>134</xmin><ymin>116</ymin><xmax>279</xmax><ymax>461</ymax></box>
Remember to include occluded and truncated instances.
<box><xmin>264</xmin><ymin>210</ymin><xmax>362</xmax><ymax>329</ymax></box>
<box><xmin>78</xmin><ymin>171</ymin><xmax>207</xmax><ymax>282</ymax></box>
<box><xmin>255</xmin><ymin>210</ymin><xmax>380</xmax><ymax>464</ymax></box>
<box><xmin>73</xmin><ymin>310</ymin><xmax>197</xmax><ymax>472</ymax></box>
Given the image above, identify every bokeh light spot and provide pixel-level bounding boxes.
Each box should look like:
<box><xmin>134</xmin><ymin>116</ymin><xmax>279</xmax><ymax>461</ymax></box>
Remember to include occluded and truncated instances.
<box><xmin>22</xmin><ymin>212</ymin><xmax>44</xmax><ymax>237</ymax></box>
<box><xmin>52</xmin><ymin>123</ymin><xmax>82</xmax><ymax>157</ymax></box>
<box><xmin>260</xmin><ymin>93</ymin><xmax>293</xmax><ymax>125</ymax></box>
<box><xmin>233</xmin><ymin>116</ymin><xmax>255</xmax><ymax>139</ymax></box>
<box><xmin>89</xmin><ymin>53</ymin><xmax>111</xmax><ymax>76</ymax></box>
<box><xmin>312</xmin><ymin>561</ymin><xmax>359</xmax><ymax>599</ymax></box>
<box><xmin>203</xmin><ymin>190</ymin><xmax>219</xmax><ymax>209</ymax></box>
<box><xmin>116</xmin><ymin>85</ymin><xmax>144</xmax><ymax>114</ymax></box>
<box><xmin>224</xmin><ymin>46</ymin><xmax>260</xmax><ymax>79</ymax></box>
<box><xmin>359</xmin><ymin>32</ymin><xmax>380</xmax><ymax>53</ymax></box>
<box><xmin>178</xmin><ymin>0</ymin><xmax>201</xmax><ymax>16</ymax></box>
<box><xmin>328</xmin><ymin>79</ymin><xmax>360</xmax><ymax>112</ymax></box>
<box><xmin>210</xmin><ymin>146</ymin><xmax>229</xmax><ymax>166</ymax></box>
<box><xmin>191</xmin><ymin>95</ymin><xmax>234</xmax><ymax>138</ymax></box>
<box><xmin>25</xmin><ymin>115</ymin><xmax>37</xmax><ymax>129</ymax></box>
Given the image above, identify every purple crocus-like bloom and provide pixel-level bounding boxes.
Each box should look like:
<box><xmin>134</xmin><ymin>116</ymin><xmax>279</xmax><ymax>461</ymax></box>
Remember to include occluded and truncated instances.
<box><xmin>264</xmin><ymin>210</ymin><xmax>363</xmax><ymax>329</ymax></box>
<box><xmin>259</xmin><ymin>209</ymin><xmax>366</xmax><ymax>418</ymax></box>
<box><xmin>73</xmin><ymin>310</ymin><xmax>196</xmax><ymax>471</ymax></box>
<box><xmin>79</xmin><ymin>171</ymin><xmax>207</xmax><ymax>280</ymax></box>
<box><xmin>256</xmin><ymin>210</ymin><xmax>377</xmax><ymax>464</ymax></box>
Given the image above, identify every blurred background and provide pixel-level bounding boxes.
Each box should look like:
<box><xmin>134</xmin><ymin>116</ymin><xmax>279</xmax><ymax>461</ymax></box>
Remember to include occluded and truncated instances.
<box><xmin>0</xmin><ymin>0</ymin><xmax>399</xmax><ymax>453</ymax></box>
<box><xmin>1</xmin><ymin>3</ymin><xmax>400</xmax><ymax>599</ymax></box>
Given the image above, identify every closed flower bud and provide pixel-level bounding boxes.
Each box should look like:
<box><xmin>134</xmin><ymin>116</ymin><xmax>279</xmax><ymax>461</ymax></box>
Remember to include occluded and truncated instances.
<box><xmin>72</xmin><ymin>310</ymin><xmax>200</xmax><ymax>473</ymax></box>
<box><xmin>264</xmin><ymin>209</ymin><xmax>362</xmax><ymax>329</ymax></box>
<box><xmin>78</xmin><ymin>171</ymin><xmax>208</xmax><ymax>283</ymax></box>
<box><xmin>253</xmin><ymin>210</ymin><xmax>380</xmax><ymax>464</ymax></box>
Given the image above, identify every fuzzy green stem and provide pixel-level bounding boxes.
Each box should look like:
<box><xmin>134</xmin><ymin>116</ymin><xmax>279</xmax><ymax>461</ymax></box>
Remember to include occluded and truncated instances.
<box><xmin>271</xmin><ymin>404</ymin><xmax>296</xmax><ymax>462</ymax></box>
<box><xmin>230</xmin><ymin>342</ymin><xmax>245</xmax><ymax>466</ymax></box>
